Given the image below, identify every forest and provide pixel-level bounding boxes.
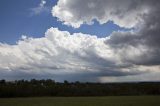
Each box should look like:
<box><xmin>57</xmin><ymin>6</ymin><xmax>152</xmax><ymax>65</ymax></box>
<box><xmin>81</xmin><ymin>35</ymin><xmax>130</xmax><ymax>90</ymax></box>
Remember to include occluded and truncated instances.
<box><xmin>0</xmin><ymin>79</ymin><xmax>160</xmax><ymax>97</ymax></box>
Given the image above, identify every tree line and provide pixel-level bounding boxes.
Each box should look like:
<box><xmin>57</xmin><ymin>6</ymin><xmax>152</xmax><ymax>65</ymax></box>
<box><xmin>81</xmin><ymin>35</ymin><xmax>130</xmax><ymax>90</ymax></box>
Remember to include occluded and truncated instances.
<box><xmin>0</xmin><ymin>79</ymin><xmax>160</xmax><ymax>97</ymax></box>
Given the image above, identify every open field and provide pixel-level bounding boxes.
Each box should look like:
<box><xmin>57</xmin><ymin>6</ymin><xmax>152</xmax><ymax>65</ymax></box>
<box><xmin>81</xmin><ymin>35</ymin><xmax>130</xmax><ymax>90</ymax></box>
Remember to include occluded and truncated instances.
<box><xmin>0</xmin><ymin>96</ymin><xmax>160</xmax><ymax>106</ymax></box>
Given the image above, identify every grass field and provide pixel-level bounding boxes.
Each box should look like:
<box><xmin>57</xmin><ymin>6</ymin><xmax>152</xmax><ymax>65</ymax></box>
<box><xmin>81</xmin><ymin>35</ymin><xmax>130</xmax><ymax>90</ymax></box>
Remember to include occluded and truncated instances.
<box><xmin>0</xmin><ymin>96</ymin><xmax>160</xmax><ymax>106</ymax></box>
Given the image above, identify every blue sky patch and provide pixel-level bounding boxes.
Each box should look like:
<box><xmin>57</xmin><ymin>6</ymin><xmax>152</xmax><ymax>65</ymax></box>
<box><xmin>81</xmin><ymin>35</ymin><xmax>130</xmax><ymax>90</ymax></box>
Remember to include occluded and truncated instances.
<box><xmin>0</xmin><ymin>0</ymin><xmax>131</xmax><ymax>44</ymax></box>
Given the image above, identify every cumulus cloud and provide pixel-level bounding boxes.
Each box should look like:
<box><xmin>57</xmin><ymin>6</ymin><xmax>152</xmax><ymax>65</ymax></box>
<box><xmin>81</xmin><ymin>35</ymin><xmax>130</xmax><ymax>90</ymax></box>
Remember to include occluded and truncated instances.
<box><xmin>52</xmin><ymin>0</ymin><xmax>160</xmax><ymax>81</ymax></box>
<box><xmin>52</xmin><ymin>0</ymin><xmax>152</xmax><ymax>28</ymax></box>
<box><xmin>106</xmin><ymin>3</ymin><xmax>160</xmax><ymax>66</ymax></box>
<box><xmin>30</xmin><ymin>0</ymin><xmax>49</xmax><ymax>15</ymax></box>
<box><xmin>0</xmin><ymin>26</ymin><xmax>159</xmax><ymax>81</ymax></box>
<box><xmin>0</xmin><ymin>28</ymin><xmax>133</xmax><ymax>80</ymax></box>
<box><xmin>0</xmin><ymin>0</ymin><xmax>160</xmax><ymax>82</ymax></box>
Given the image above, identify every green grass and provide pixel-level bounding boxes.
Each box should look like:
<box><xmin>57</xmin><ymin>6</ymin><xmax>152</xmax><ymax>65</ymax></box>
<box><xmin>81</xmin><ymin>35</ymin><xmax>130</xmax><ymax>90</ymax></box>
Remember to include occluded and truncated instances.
<box><xmin>0</xmin><ymin>96</ymin><xmax>160</xmax><ymax>106</ymax></box>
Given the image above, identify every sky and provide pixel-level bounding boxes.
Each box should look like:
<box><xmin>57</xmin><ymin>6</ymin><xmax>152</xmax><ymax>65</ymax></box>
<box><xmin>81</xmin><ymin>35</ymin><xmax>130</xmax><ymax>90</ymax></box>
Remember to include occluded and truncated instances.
<box><xmin>0</xmin><ymin>0</ymin><xmax>160</xmax><ymax>82</ymax></box>
<box><xmin>0</xmin><ymin>0</ymin><xmax>130</xmax><ymax>44</ymax></box>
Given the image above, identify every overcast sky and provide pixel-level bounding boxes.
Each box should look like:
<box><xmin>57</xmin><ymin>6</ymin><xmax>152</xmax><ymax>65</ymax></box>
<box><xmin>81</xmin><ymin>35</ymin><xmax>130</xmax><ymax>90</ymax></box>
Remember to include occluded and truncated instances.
<box><xmin>0</xmin><ymin>0</ymin><xmax>160</xmax><ymax>82</ymax></box>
